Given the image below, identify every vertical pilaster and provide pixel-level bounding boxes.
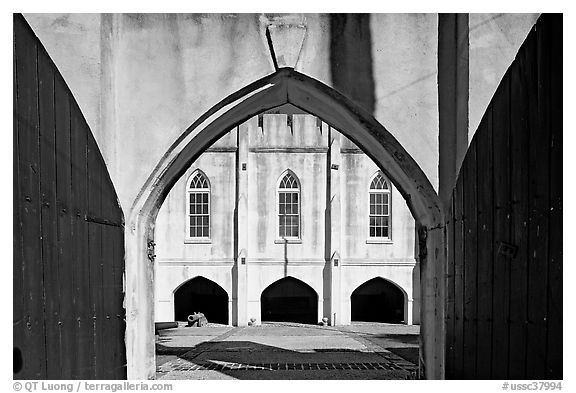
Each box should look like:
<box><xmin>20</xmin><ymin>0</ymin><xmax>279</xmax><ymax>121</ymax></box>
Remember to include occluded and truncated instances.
<box><xmin>406</xmin><ymin>299</ymin><xmax>414</xmax><ymax>325</ymax></box>
<box><xmin>234</xmin><ymin>120</ymin><xmax>251</xmax><ymax>326</ymax></box>
<box><xmin>438</xmin><ymin>13</ymin><xmax>469</xmax><ymax>208</ymax></box>
<box><xmin>328</xmin><ymin>125</ymin><xmax>342</xmax><ymax>325</ymax></box>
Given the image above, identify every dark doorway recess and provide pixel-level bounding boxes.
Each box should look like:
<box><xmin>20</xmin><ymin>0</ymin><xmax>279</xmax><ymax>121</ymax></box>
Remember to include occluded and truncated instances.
<box><xmin>174</xmin><ymin>277</ymin><xmax>228</xmax><ymax>324</ymax></box>
<box><xmin>351</xmin><ymin>278</ymin><xmax>405</xmax><ymax>323</ymax></box>
<box><xmin>261</xmin><ymin>277</ymin><xmax>318</xmax><ymax>324</ymax></box>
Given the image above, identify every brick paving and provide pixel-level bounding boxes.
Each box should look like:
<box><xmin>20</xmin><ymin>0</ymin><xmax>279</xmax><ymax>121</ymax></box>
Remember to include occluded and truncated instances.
<box><xmin>156</xmin><ymin>322</ymin><xmax>419</xmax><ymax>380</ymax></box>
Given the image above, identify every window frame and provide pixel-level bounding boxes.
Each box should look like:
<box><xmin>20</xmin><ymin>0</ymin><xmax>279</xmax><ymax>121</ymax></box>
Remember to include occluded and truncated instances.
<box><xmin>276</xmin><ymin>170</ymin><xmax>302</xmax><ymax>242</ymax></box>
<box><xmin>367</xmin><ymin>171</ymin><xmax>392</xmax><ymax>242</ymax></box>
<box><xmin>185</xmin><ymin>170</ymin><xmax>211</xmax><ymax>243</ymax></box>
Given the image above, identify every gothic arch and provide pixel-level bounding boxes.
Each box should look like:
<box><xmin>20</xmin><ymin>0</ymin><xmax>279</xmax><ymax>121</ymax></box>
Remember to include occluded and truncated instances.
<box><xmin>259</xmin><ymin>274</ymin><xmax>320</xmax><ymax>301</ymax></box>
<box><xmin>185</xmin><ymin>170</ymin><xmax>211</xmax><ymax>239</ymax></box>
<box><xmin>186</xmin><ymin>169</ymin><xmax>211</xmax><ymax>189</ymax></box>
<box><xmin>125</xmin><ymin>68</ymin><xmax>445</xmax><ymax>379</ymax></box>
<box><xmin>260</xmin><ymin>276</ymin><xmax>319</xmax><ymax>324</ymax></box>
<box><xmin>261</xmin><ymin>275</ymin><xmax>318</xmax><ymax>293</ymax></box>
<box><xmin>368</xmin><ymin>171</ymin><xmax>391</xmax><ymax>190</ymax></box>
<box><xmin>349</xmin><ymin>275</ymin><xmax>408</xmax><ymax>300</ymax></box>
<box><xmin>350</xmin><ymin>277</ymin><xmax>408</xmax><ymax>324</ymax></box>
<box><xmin>276</xmin><ymin>169</ymin><xmax>301</xmax><ymax>189</ymax></box>
<box><xmin>368</xmin><ymin>171</ymin><xmax>393</xmax><ymax>240</ymax></box>
<box><xmin>276</xmin><ymin>170</ymin><xmax>302</xmax><ymax>239</ymax></box>
<box><xmin>172</xmin><ymin>275</ymin><xmax>229</xmax><ymax>297</ymax></box>
<box><xmin>172</xmin><ymin>276</ymin><xmax>229</xmax><ymax>324</ymax></box>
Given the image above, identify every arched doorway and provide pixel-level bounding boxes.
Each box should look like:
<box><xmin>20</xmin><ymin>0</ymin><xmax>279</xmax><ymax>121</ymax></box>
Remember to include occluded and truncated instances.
<box><xmin>261</xmin><ymin>277</ymin><xmax>318</xmax><ymax>324</ymax></box>
<box><xmin>173</xmin><ymin>277</ymin><xmax>228</xmax><ymax>324</ymax></box>
<box><xmin>127</xmin><ymin>68</ymin><xmax>445</xmax><ymax>379</ymax></box>
<box><xmin>351</xmin><ymin>278</ymin><xmax>405</xmax><ymax>323</ymax></box>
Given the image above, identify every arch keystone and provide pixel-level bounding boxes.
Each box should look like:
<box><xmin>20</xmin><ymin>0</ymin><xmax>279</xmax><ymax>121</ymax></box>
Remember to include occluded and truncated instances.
<box><xmin>263</xmin><ymin>16</ymin><xmax>307</xmax><ymax>70</ymax></box>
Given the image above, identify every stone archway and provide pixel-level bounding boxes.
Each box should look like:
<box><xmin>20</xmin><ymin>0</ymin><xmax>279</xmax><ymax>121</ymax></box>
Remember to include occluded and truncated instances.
<box><xmin>173</xmin><ymin>277</ymin><xmax>229</xmax><ymax>324</ymax></box>
<box><xmin>261</xmin><ymin>277</ymin><xmax>318</xmax><ymax>324</ymax></box>
<box><xmin>351</xmin><ymin>277</ymin><xmax>407</xmax><ymax>324</ymax></box>
<box><xmin>126</xmin><ymin>68</ymin><xmax>445</xmax><ymax>379</ymax></box>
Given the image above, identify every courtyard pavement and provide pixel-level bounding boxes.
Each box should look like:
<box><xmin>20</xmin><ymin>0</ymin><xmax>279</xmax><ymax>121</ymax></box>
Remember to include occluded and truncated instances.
<box><xmin>156</xmin><ymin>322</ymin><xmax>419</xmax><ymax>380</ymax></box>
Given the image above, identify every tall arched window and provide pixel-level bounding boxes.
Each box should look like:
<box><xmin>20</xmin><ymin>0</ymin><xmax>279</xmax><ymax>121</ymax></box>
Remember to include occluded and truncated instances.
<box><xmin>187</xmin><ymin>170</ymin><xmax>210</xmax><ymax>239</ymax></box>
<box><xmin>277</xmin><ymin>171</ymin><xmax>300</xmax><ymax>239</ymax></box>
<box><xmin>369</xmin><ymin>172</ymin><xmax>391</xmax><ymax>240</ymax></box>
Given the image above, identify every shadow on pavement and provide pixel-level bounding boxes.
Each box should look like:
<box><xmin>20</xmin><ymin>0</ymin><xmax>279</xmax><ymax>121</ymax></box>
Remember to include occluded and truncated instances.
<box><xmin>342</xmin><ymin>325</ymin><xmax>419</xmax><ymax>365</ymax></box>
<box><xmin>157</xmin><ymin>340</ymin><xmax>416</xmax><ymax>380</ymax></box>
<box><xmin>368</xmin><ymin>334</ymin><xmax>419</xmax><ymax>345</ymax></box>
<box><xmin>386</xmin><ymin>347</ymin><xmax>419</xmax><ymax>365</ymax></box>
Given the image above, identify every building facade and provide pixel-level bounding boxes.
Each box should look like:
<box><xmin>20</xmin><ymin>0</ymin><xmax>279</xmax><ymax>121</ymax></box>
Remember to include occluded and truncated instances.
<box><xmin>154</xmin><ymin>108</ymin><xmax>418</xmax><ymax>326</ymax></box>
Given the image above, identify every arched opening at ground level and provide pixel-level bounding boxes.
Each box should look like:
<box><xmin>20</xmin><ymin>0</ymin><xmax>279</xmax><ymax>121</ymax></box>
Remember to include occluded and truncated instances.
<box><xmin>351</xmin><ymin>278</ymin><xmax>406</xmax><ymax>324</ymax></box>
<box><xmin>127</xmin><ymin>68</ymin><xmax>445</xmax><ymax>379</ymax></box>
<box><xmin>261</xmin><ymin>277</ymin><xmax>318</xmax><ymax>324</ymax></box>
<box><xmin>173</xmin><ymin>277</ymin><xmax>228</xmax><ymax>324</ymax></box>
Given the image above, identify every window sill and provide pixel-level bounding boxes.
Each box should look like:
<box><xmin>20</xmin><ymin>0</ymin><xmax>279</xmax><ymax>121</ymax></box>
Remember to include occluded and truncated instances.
<box><xmin>184</xmin><ymin>239</ymin><xmax>212</xmax><ymax>244</ymax></box>
<box><xmin>366</xmin><ymin>239</ymin><xmax>393</xmax><ymax>244</ymax></box>
<box><xmin>274</xmin><ymin>239</ymin><xmax>302</xmax><ymax>244</ymax></box>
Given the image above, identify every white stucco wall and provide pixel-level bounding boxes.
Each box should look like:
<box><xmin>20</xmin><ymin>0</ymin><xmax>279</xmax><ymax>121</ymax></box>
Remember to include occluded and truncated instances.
<box><xmin>155</xmin><ymin>139</ymin><xmax>237</xmax><ymax>261</ymax></box>
<box><xmin>469</xmin><ymin>13</ymin><xmax>540</xmax><ymax>140</ymax></box>
<box><xmin>339</xmin><ymin>140</ymin><xmax>416</xmax><ymax>260</ymax></box>
<box><xmin>370</xmin><ymin>13</ymin><xmax>439</xmax><ymax>189</ymax></box>
<box><xmin>154</xmin><ymin>130</ymin><xmax>237</xmax><ymax>322</ymax></box>
<box><xmin>248</xmin><ymin>114</ymin><xmax>327</xmax><ymax>261</ymax></box>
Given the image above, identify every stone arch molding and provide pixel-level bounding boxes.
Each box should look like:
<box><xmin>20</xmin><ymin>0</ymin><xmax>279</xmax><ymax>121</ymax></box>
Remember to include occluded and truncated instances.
<box><xmin>126</xmin><ymin>67</ymin><xmax>445</xmax><ymax>379</ymax></box>
<box><xmin>171</xmin><ymin>275</ymin><xmax>230</xmax><ymax>299</ymax></box>
<box><xmin>349</xmin><ymin>276</ymin><xmax>410</xmax><ymax>325</ymax></box>
<box><xmin>348</xmin><ymin>275</ymin><xmax>409</xmax><ymax>301</ymax></box>
<box><xmin>259</xmin><ymin>274</ymin><xmax>320</xmax><ymax>300</ymax></box>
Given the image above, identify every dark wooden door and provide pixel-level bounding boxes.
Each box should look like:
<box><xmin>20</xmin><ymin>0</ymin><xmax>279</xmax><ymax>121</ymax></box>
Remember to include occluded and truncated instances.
<box><xmin>14</xmin><ymin>14</ymin><xmax>126</xmax><ymax>379</ymax></box>
<box><xmin>445</xmin><ymin>14</ymin><xmax>562</xmax><ymax>379</ymax></box>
